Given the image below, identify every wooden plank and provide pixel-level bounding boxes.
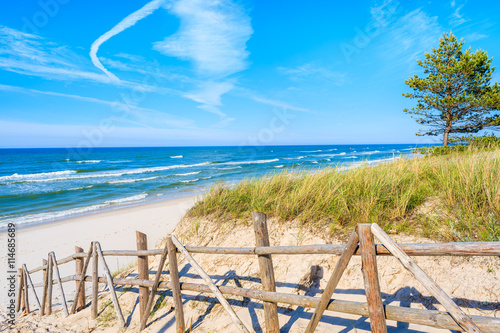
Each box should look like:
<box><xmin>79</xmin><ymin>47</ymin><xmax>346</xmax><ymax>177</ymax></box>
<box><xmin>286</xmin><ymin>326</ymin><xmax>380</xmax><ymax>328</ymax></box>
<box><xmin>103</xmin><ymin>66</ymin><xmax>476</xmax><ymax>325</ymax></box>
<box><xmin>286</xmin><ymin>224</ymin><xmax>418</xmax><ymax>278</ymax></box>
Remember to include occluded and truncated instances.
<box><xmin>252</xmin><ymin>211</ymin><xmax>279</xmax><ymax>333</ymax></box>
<box><xmin>371</xmin><ymin>223</ymin><xmax>482</xmax><ymax>333</ymax></box>
<box><xmin>136</xmin><ymin>231</ymin><xmax>149</xmax><ymax>321</ymax></box>
<box><xmin>23</xmin><ymin>264</ymin><xmax>41</xmax><ymax>311</ymax></box>
<box><xmin>167</xmin><ymin>236</ymin><xmax>185</xmax><ymax>333</ymax></box>
<box><xmin>358</xmin><ymin>224</ymin><xmax>387</xmax><ymax>333</ymax></box>
<box><xmin>95</xmin><ymin>242</ymin><xmax>126</xmax><ymax>327</ymax></box>
<box><xmin>70</xmin><ymin>243</ymin><xmax>93</xmax><ymax>315</ymax></box>
<box><xmin>27</xmin><ymin>241</ymin><xmax>500</xmax><ymax>274</ymax></box>
<box><xmin>41</xmin><ymin>258</ymin><xmax>48</xmax><ymax>316</ymax></box>
<box><xmin>50</xmin><ymin>252</ymin><xmax>69</xmax><ymax>317</ymax></box>
<box><xmin>91</xmin><ymin>241</ymin><xmax>98</xmax><ymax>319</ymax></box>
<box><xmin>171</xmin><ymin>235</ymin><xmax>251</xmax><ymax>333</ymax></box>
<box><xmin>75</xmin><ymin>246</ymin><xmax>85</xmax><ymax>311</ymax></box>
<box><xmin>139</xmin><ymin>238</ymin><xmax>170</xmax><ymax>331</ymax></box>
<box><xmin>69</xmin><ymin>273</ymin><xmax>500</xmax><ymax>333</ymax></box>
<box><xmin>305</xmin><ymin>230</ymin><xmax>359</xmax><ymax>333</ymax></box>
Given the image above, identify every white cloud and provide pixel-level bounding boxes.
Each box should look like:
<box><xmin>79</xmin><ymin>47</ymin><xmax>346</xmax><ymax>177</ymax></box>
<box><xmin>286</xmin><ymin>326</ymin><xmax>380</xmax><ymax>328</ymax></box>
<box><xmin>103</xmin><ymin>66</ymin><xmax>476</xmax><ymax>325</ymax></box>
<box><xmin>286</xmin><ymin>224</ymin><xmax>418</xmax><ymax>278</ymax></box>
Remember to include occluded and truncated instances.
<box><xmin>154</xmin><ymin>0</ymin><xmax>252</xmax><ymax>78</ymax></box>
<box><xmin>0</xmin><ymin>84</ymin><xmax>194</xmax><ymax>129</ymax></box>
<box><xmin>277</xmin><ymin>63</ymin><xmax>347</xmax><ymax>86</ymax></box>
<box><xmin>89</xmin><ymin>0</ymin><xmax>165</xmax><ymax>81</ymax></box>
<box><xmin>449</xmin><ymin>0</ymin><xmax>469</xmax><ymax>27</ymax></box>
<box><xmin>0</xmin><ymin>25</ymin><xmax>112</xmax><ymax>84</ymax></box>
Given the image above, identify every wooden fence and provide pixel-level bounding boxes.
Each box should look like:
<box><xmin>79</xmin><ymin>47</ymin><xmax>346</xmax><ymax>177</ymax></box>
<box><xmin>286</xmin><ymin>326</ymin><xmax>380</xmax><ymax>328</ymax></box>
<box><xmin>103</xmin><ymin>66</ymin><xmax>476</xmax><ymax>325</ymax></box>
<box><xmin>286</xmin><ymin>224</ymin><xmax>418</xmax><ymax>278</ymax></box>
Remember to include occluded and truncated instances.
<box><xmin>16</xmin><ymin>212</ymin><xmax>500</xmax><ymax>332</ymax></box>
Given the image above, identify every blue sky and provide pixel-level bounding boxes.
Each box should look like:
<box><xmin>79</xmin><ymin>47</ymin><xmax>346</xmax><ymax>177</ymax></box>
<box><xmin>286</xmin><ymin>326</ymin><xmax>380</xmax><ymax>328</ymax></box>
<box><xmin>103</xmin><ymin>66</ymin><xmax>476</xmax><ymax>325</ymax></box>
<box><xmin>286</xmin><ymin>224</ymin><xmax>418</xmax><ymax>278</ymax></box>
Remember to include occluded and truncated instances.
<box><xmin>0</xmin><ymin>0</ymin><xmax>498</xmax><ymax>148</ymax></box>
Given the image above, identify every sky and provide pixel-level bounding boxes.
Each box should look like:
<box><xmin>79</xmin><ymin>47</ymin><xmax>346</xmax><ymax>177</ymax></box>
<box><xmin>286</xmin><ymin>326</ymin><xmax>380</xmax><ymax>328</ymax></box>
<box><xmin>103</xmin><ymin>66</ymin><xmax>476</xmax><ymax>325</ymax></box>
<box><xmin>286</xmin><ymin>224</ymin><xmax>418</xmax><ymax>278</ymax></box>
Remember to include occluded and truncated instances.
<box><xmin>0</xmin><ymin>0</ymin><xmax>499</xmax><ymax>148</ymax></box>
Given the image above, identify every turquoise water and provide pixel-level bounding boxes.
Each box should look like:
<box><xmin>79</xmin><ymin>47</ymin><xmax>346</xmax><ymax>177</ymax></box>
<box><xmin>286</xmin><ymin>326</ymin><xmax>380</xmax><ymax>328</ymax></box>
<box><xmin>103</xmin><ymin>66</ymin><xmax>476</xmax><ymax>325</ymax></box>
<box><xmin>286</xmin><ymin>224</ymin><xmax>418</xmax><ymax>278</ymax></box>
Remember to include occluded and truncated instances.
<box><xmin>0</xmin><ymin>145</ymin><xmax>428</xmax><ymax>228</ymax></box>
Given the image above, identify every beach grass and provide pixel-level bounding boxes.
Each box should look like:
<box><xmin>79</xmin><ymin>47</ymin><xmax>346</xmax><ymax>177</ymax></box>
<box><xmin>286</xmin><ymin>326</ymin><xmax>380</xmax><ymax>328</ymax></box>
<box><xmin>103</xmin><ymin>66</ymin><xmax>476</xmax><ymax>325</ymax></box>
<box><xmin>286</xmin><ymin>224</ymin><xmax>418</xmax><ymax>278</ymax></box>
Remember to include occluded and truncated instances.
<box><xmin>188</xmin><ymin>148</ymin><xmax>500</xmax><ymax>241</ymax></box>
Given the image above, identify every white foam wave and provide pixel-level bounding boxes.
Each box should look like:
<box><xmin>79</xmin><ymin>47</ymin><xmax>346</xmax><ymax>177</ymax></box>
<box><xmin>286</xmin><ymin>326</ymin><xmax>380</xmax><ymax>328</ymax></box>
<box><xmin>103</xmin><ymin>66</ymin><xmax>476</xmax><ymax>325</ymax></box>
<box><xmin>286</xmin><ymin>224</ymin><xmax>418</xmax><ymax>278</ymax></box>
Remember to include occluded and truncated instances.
<box><xmin>343</xmin><ymin>156</ymin><xmax>358</xmax><ymax>159</ymax></box>
<box><xmin>217</xmin><ymin>166</ymin><xmax>242</xmax><ymax>170</ymax></box>
<box><xmin>77</xmin><ymin>160</ymin><xmax>101</xmax><ymax>164</ymax></box>
<box><xmin>180</xmin><ymin>179</ymin><xmax>199</xmax><ymax>183</ymax></box>
<box><xmin>173</xmin><ymin>171</ymin><xmax>200</xmax><ymax>176</ymax></box>
<box><xmin>0</xmin><ymin>170</ymin><xmax>77</xmax><ymax>182</ymax></box>
<box><xmin>275</xmin><ymin>165</ymin><xmax>284</xmax><ymax>168</ymax></box>
<box><xmin>108</xmin><ymin>177</ymin><xmax>158</xmax><ymax>184</ymax></box>
<box><xmin>360</xmin><ymin>150</ymin><xmax>380</xmax><ymax>155</ymax></box>
<box><xmin>300</xmin><ymin>150</ymin><xmax>322</xmax><ymax>153</ymax></box>
<box><xmin>221</xmin><ymin>158</ymin><xmax>279</xmax><ymax>166</ymax></box>
<box><xmin>12</xmin><ymin>162</ymin><xmax>210</xmax><ymax>183</ymax></box>
<box><xmin>68</xmin><ymin>185</ymin><xmax>94</xmax><ymax>191</ymax></box>
<box><xmin>105</xmin><ymin>193</ymin><xmax>148</xmax><ymax>204</ymax></box>
<box><xmin>311</xmin><ymin>161</ymin><xmax>318</xmax><ymax>164</ymax></box>
<box><xmin>202</xmin><ymin>176</ymin><xmax>212</xmax><ymax>180</ymax></box>
<box><xmin>170</xmin><ymin>155</ymin><xmax>183</xmax><ymax>158</ymax></box>
<box><xmin>108</xmin><ymin>160</ymin><xmax>133</xmax><ymax>163</ymax></box>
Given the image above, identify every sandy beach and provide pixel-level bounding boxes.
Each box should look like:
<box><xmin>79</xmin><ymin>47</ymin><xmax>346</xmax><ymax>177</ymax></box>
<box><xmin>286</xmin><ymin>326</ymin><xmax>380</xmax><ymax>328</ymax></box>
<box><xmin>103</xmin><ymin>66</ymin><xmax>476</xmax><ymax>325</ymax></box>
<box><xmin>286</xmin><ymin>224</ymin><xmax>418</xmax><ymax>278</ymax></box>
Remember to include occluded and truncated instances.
<box><xmin>0</xmin><ymin>195</ymin><xmax>197</xmax><ymax>307</ymax></box>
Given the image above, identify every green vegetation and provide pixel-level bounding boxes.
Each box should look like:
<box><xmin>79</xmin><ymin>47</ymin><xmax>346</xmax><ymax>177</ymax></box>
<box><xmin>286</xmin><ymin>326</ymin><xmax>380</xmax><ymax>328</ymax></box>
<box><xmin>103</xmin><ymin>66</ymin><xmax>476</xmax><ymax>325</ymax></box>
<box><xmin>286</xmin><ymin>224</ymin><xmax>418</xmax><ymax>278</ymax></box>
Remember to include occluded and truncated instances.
<box><xmin>188</xmin><ymin>149</ymin><xmax>500</xmax><ymax>242</ymax></box>
<box><xmin>403</xmin><ymin>32</ymin><xmax>500</xmax><ymax>146</ymax></box>
<box><xmin>415</xmin><ymin>134</ymin><xmax>500</xmax><ymax>155</ymax></box>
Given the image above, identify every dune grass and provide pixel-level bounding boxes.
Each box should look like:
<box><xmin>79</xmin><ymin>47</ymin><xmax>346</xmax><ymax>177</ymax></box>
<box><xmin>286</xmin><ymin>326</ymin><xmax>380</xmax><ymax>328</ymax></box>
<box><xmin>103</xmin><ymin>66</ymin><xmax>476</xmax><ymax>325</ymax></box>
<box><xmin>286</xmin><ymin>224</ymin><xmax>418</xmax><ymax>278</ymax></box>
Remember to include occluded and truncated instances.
<box><xmin>188</xmin><ymin>149</ymin><xmax>500</xmax><ymax>241</ymax></box>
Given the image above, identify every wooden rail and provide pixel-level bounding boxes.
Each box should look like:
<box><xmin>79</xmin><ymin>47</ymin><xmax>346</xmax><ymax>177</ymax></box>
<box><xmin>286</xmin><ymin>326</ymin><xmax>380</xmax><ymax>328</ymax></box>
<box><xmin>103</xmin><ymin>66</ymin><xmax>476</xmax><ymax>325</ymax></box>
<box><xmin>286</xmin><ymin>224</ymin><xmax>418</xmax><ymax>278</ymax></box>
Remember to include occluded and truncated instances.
<box><xmin>17</xmin><ymin>215</ymin><xmax>500</xmax><ymax>333</ymax></box>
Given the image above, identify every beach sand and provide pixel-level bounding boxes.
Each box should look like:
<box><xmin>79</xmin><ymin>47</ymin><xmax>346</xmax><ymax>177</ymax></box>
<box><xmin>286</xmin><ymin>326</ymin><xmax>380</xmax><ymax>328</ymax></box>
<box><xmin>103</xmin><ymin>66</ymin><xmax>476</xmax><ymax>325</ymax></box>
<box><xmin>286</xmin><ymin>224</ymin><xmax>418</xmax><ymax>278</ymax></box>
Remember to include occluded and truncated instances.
<box><xmin>0</xmin><ymin>195</ymin><xmax>197</xmax><ymax>307</ymax></box>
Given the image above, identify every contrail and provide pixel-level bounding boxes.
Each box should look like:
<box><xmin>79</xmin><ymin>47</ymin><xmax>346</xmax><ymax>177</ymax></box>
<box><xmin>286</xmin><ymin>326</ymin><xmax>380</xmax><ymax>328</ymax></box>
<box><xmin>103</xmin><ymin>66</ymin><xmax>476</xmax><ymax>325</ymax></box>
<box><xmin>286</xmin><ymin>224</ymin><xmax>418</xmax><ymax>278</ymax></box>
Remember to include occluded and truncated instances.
<box><xmin>90</xmin><ymin>0</ymin><xmax>165</xmax><ymax>81</ymax></box>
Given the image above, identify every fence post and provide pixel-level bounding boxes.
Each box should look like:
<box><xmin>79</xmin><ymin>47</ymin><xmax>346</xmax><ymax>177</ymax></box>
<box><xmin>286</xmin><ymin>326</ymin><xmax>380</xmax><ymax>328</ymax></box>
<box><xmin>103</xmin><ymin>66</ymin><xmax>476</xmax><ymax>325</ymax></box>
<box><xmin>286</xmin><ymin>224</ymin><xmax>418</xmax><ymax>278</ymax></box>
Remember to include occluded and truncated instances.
<box><xmin>358</xmin><ymin>224</ymin><xmax>387</xmax><ymax>333</ymax></box>
<box><xmin>91</xmin><ymin>242</ymin><xmax>98</xmax><ymax>319</ymax></box>
<box><xmin>23</xmin><ymin>266</ymin><xmax>30</xmax><ymax>314</ymax></box>
<box><xmin>252</xmin><ymin>211</ymin><xmax>280</xmax><ymax>333</ymax></box>
<box><xmin>136</xmin><ymin>231</ymin><xmax>149</xmax><ymax>322</ymax></box>
<box><xmin>75</xmin><ymin>246</ymin><xmax>85</xmax><ymax>311</ymax></box>
<box><xmin>41</xmin><ymin>259</ymin><xmax>48</xmax><ymax>316</ymax></box>
<box><xmin>46</xmin><ymin>254</ymin><xmax>53</xmax><ymax>315</ymax></box>
<box><xmin>167</xmin><ymin>236</ymin><xmax>185</xmax><ymax>333</ymax></box>
<box><xmin>17</xmin><ymin>268</ymin><xmax>23</xmax><ymax>313</ymax></box>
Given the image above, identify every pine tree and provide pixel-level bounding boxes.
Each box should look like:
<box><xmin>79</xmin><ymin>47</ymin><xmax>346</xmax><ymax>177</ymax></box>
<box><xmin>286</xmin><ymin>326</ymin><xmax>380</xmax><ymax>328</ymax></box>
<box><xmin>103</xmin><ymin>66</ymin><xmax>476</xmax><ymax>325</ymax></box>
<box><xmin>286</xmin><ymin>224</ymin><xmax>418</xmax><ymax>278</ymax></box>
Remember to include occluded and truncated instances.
<box><xmin>403</xmin><ymin>32</ymin><xmax>500</xmax><ymax>146</ymax></box>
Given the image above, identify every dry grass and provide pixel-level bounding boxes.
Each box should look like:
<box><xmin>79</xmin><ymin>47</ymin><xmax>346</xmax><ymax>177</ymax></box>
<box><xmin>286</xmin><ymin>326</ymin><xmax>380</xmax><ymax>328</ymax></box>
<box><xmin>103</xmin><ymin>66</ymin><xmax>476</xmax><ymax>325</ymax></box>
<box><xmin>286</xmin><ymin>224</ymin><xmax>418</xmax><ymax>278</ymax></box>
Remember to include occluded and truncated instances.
<box><xmin>188</xmin><ymin>149</ymin><xmax>500</xmax><ymax>241</ymax></box>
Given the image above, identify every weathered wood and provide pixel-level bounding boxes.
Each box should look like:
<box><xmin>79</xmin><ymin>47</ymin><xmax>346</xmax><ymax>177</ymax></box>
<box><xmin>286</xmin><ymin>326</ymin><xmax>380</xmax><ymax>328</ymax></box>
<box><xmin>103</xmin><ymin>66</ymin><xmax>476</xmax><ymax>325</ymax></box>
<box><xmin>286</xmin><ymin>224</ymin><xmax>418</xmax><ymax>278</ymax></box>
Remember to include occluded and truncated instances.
<box><xmin>75</xmin><ymin>246</ymin><xmax>85</xmax><ymax>311</ymax></box>
<box><xmin>23</xmin><ymin>264</ymin><xmax>41</xmax><ymax>311</ymax></box>
<box><xmin>51</xmin><ymin>252</ymin><xmax>69</xmax><ymax>317</ymax></box>
<box><xmin>91</xmin><ymin>242</ymin><xmax>98</xmax><ymax>319</ymax></box>
<box><xmin>70</xmin><ymin>274</ymin><xmax>500</xmax><ymax>333</ymax></box>
<box><xmin>171</xmin><ymin>235</ymin><xmax>251</xmax><ymax>333</ymax></box>
<box><xmin>167</xmin><ymin>236</ymin><xmax>185</xmax><ymax>333</ymax></box>
<box><xmin>95</xmin><ymin>242</ymin><xmax>125</xmax><ymax>327</ymax></box>
<box><xmin>16</xmin><ymin>268</ymin><xmax>23</xmax><ymax>313</ymax></box>
<box><xmin>139</xmin><ymin>239</ymin><xmax>170</xmax><ymax>331</ymax></box>
<box><xmin>46</xmin><ymin>253</ymin><xmax>54</xmax><ymax>315</ymax></box>
<box><xmin>40</xmin><ymin>259</ymin><xmax>48</xmax><ymax>316</ymax></box>
<box><xmin>371</xmin><ymin>223</ymin><xmax>482</xmax><ymax>333</ymax></box>
<box><xmin>22</xmin><ymin>266</ymin><xmax>30</xmax><ymax>314</ymax></box>
<box><xmin>305</xmin><ymin>230</ymin><xmax>359</xmax><ymax>333</ymax></box>
<box><xmin>253</xmin><ymin>211</ymin><xmax>279</xmax><ymax>333</ymax></box>
<box><xmin>358</xmin><ymin>224</ymin><xmax>387</xmax><ymax>333</ymax></box>
<box><xmin>26</xmin><ymin>241</ymin><xmax>500</xmax><ymax>274</ymax></box>
<box><xmin>70</xmin><ymin>243</ymin><xmax>93</xmax><ymax>315</ymax></box>
<box><xmin>136</xmin><ymin>231</ymin><xmax>149</xmax><ymax>321</ymax></box>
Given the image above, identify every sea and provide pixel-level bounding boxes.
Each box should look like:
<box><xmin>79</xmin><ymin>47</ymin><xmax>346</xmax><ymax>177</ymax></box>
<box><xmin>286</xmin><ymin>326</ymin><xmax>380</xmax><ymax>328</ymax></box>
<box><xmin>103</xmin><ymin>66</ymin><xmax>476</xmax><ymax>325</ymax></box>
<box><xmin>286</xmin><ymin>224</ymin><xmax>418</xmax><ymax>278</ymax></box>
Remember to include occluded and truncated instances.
<box><xmin>0</xmin><ymin>144</ymin><xmax>430</xmax><ymax>229</ymax></box>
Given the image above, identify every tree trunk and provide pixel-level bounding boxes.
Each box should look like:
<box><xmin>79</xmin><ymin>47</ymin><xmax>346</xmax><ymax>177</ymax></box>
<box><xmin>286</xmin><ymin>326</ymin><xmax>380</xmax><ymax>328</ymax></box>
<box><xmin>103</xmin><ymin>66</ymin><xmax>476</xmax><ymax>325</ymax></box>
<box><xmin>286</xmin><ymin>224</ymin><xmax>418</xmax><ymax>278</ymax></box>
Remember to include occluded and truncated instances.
<box><xmin>443</xmin><ymin>122</ymin><xmax>452</xmax><ymax>146</ymax></box>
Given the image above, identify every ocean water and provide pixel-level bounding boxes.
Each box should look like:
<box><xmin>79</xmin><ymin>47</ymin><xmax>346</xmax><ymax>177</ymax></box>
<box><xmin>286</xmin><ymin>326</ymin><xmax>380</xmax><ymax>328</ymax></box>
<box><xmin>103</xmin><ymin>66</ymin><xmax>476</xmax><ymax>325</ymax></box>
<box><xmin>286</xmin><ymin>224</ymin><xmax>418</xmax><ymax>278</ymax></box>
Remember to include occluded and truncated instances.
<box><xmin>0</xmin><ymin>145</ymin><xmax>427</xmax><ymax>228</ymax></box>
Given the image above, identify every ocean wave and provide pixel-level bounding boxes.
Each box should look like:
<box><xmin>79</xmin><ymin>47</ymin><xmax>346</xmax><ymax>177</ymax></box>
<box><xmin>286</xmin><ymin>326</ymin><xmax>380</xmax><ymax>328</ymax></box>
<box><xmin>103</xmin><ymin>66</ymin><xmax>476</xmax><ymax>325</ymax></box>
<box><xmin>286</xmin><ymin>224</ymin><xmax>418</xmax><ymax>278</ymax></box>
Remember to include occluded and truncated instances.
<box><xmin>343</xmin><ymin>156</ymin><xmax>358</xmax><ymax>159</ymax></box>
<box><xmin>68</xmin><ymin>185</ymin><xmax>94</xmax><ymax>191</ymax></box>
<box><xmin>170</xmin><ymin>155</ymin><xmax>183</xmax><ymax>158</ymax></box>
<box><xmin>315</xmin><ymin>152</ymin><xmax>346</xmax><ymax>158</ymax></box>
<box><xmin>300</xmin><ymin>150</ymin><xmax>322</xmax><ymax>153</ymax></box>
<box><xmin>108</xmin><ymin>177</ymin><xmax>158</xmax><ymax>184</ymax></box>
<box><xmin>180</xmin><ymin>179</ymin><xmax>198</xmax><ymax>183</ymax></box>
<box><xmin>108</xmin><ymin>160</ymin><xmax>133</xmax><ymax>163</ymax></box>
<box><xmin>216</xmin><ymin>166</ymin><xmax>242</xmax><ymax>170</ymax></box>
<box><xmin>0</xmin><ymin>170</ymin><xmax>77</xmax><ymax>182</ymax></box>
<box><xmin>202</xmin><ymin>176</ymin><xmax>212</xmax><ymax>180</ymax></box>
<box><xmin>77</xmin><ymin>160</ymin><xmax>101</xmax><ymax>164</ymax></box>
<box><xmin>221</xmin><ymin>158</ymin><xmax>279</xmax><ymax>166</ymax></box>
<box><xmin>173</xmin><ymin>171</ymin><xmax>200</xmax><ymax>176</ymax></box>
<box><xmin>10</xmin><ymin>162</ymin><xmax>210</xmax><ymax>184</ymax></box>
<box><xmin>359</xmin><ymin>150</ymin><xmax>380</xmax><ymax>155</ymax></box>
<box><xmin>275</xmin><ymin>165</ymin><xmax>284</xmax><ymax>168</ymax></box>
<box><xmin>105</xmin><ymin>193</ymin><xmax>148</xmax><ymax>204</ymax></box>
<box><xmin>311</xmin><ymin>161</ymin><xmax>318</xmax><ymax>164</ymax></box>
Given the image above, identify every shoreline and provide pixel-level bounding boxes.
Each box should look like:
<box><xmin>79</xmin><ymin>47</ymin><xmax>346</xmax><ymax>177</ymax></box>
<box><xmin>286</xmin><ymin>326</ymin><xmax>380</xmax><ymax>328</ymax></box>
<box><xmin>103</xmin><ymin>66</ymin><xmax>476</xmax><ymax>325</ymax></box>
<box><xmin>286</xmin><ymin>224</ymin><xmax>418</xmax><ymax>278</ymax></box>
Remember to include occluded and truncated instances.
<box><xmin>0</xmin><ymin>194</ymin><xmax>198</xmax><ymax>306</ymax></box>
